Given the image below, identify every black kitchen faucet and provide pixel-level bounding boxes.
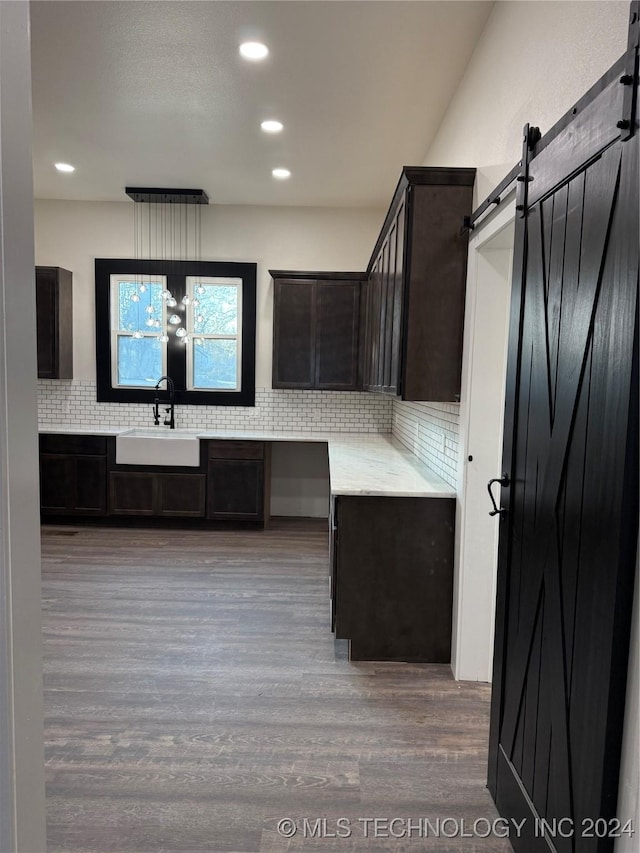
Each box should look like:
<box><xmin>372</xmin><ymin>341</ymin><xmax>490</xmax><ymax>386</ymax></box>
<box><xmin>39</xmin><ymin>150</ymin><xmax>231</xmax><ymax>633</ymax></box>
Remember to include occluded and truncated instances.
<box><xmin>153</xmin><ymin>375</ymin><xmax>175</xmax><ymax>429</ymax></box>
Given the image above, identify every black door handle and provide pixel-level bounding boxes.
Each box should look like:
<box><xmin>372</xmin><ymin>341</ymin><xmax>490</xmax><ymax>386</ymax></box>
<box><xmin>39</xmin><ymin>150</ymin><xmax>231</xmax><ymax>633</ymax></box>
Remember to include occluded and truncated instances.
<box><xmin>488</xmin><ymin>474</ymin><xmax>510</xmax><ymax>517</ymax></box>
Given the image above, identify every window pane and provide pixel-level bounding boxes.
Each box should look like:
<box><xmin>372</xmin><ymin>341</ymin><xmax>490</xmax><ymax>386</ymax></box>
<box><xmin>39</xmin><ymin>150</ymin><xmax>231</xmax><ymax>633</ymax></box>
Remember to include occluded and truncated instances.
<box><xmin>193</xmin><ymin>284</ymin><xmax>238</xmax><ymax>335</ymax></box>
<box><xmin>193</xmin><ymin>339</ymin><xmax>238</xmax><ymax>389</ymax></box>
<box><xmin>117</xmin><ymin>336</ymin><xmax>162</xmax><ymax>387</ymax></box>
<box><xmin>117</xmin><ymin>281</ymin><xmax>164</xmax><ymax>332</ymax></box>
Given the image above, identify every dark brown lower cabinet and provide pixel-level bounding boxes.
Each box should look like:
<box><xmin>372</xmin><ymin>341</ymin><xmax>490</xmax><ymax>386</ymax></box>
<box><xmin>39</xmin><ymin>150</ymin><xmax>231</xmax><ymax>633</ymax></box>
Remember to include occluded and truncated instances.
<box><xmin>331</xmin><ymin>494</ymin><xmax>455</xmax><ymax>662</ymax></box>
<box><xmin>40</xmin><ymin>453</ymin><xmax>107</xmax><ymax>516</ymax></box>
<box><xmin>40</xmin><ymin>434</ymin><xmax>271</xmax><ymax>526</ymax></box>
<box><xmin>207</xmin><ymin>459</ymin><xmax>264</xmax><ymax>520</ymax></box>
<box><xmin>206</xmin><ymin>441</ymin><xmax>270</xmax><ymax>523</ymax></box>
<box><xmin>109</xmin><ymin>472</ymin><xmax>205</xmax><ymax>517</ymax></box>
<box><xmin>39</xmin><ymin>434</ymin><xmax>108</xmax><ymax>516</ymax></box>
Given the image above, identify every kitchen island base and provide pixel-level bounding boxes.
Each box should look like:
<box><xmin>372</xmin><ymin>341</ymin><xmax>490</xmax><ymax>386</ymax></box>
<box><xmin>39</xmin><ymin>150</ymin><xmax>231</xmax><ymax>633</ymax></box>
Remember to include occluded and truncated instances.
<box><xmin>331</xmin><ymin>495</ymin><xmax>455</xmax><ymax>662</ymax></box>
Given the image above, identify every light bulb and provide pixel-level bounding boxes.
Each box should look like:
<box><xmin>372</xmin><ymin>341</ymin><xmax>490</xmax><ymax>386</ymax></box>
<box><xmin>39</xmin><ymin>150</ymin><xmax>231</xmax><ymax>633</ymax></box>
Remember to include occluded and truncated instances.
<box><xmin>130</xmin><ymin>293</ymin><xmax>141</xmax><ymax>303</ymax></box>
<box><xmin>145</xmin><ymin>318</ymin><xmax>156</xmax><ymax>327</ymax></box>
<box><xmin>181</xmin><ymin>335</ymin><xmax>191</xmax><ymax>344</ymax></box>
<box><xmin>139</xmin><ymin>283</ymin><xmax>147</xmax><ymax>293</ymax></box>
<box><xmin>192</xmin><ymin>299</ymin><xmax>200</xmax><ymax>308</ymax></box>
<box><xmin>153</xmin><ymin>319</ymin><xmax>161</xmax><ymax>328</ymax></box>
<box><xmin>261</xmin><ymin>120</ymin><xmax>283</xmax><ymax>134</ymax></box>
<box><xmin>196</xmin><ymin>285</ymin><xmax>205</xmax><ymax>295</ymax></box>
<box><xmin>161</xmin><ymin>290</ymin><xmax>172</xmax><ymax>300</ymax></box>
<box><xmin>145</xmin><ymin>305</ymin><xmax>155</xmax><ymax>314</ymax></box>
<box><xmin>182</xmin><ymin>295</ymin><xmax>191</xmax><ymax>305</ymax></box>
<box><xmin>196</xmin><ymin>314</ymin><xmax>204</xmax><ymax>324</ymax></box>
<box><xmin>175</xmin><ymin>327</ymin><xmax>187</xmax><ymax>338</ymax></box>
<box><xmin>168</xmin><ymin>314</ymin><xmax>181</xmax><ymax>325</ymax></box>
<box><xmin>158</xmin><ymin>333</ymin><xmax>169</xmax><ymax>343</ymax></box>
<box><xmin>166</xmin><ymin>297</ymin><xmax>177</xmax><ymax>308</ymax></box>
<box><xmin>239</xmin><ymin>41</ymin><xmax>269</xmax><ymax>61</ymax></box>
<box><xmin>132</xmin><ymin>330</ymin><xmax>143</xmax><ymax>339</ymax></box>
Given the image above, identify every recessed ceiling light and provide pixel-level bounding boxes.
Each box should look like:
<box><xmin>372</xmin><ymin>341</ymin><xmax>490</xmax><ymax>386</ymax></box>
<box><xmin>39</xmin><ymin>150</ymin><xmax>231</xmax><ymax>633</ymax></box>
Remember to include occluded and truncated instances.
<box><xmin>54</xmin><ymin>162</ymin><xmax>75</xmax><ymax>173</ymax></box>
<box><xmin>261</xmin><ymin>120</ymin><xmax>283</xmax><ymax>134</ymax></box>
<box><xmin>239</xmin><ymin>41</ymin><xmax>269</xmax><ymax>61</ymax></box>
<box><xmin>272</xmin><ymin>168</ymin><xmax>291</xmax><ymax>180</ymax></box>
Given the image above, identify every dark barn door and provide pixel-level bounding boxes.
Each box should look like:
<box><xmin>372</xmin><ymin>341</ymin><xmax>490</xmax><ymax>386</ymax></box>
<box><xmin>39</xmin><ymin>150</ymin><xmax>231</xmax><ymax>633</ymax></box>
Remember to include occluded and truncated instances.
<box><xmin>488</xmin><ymin>41</ymin><xmax>639</xmax><ymax>853</ymax></box>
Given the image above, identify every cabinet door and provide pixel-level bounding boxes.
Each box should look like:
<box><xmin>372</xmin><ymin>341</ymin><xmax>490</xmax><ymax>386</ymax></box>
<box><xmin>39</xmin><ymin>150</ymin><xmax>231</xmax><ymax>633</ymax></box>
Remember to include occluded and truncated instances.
<box><xmin>329</xmin><ymin>496</ymin><xmax>338</xmax><ymax>631</ymax></box>
<box><xmin>387</xmin><ymin>200</ymin><xmax>406</xmax><ymax>396</ymax></box>
<box><xmin>272</xmin><ymin>279</ymin><xmax>316</xmax><ymax>388</ymax></box>
<box><xmin>207</xmin><ymin>459</ymin><xmax>264</xmax><ymax>520</ymax></box>
<box><xmin>379</xmin><ymin>238</ymin><xmax>391</xmax><ymax>390</ymax></box>
<box><xmin>368</xmin><ymin>258</ymin><xmax>382</xmax><ymax>392</ymax></box>
<box><xmin>36</xmin><ymin>267</ymin><xmax>73</xmax><ymax>380</ymax></box>
<box><xmin>315</xmin><ymin>281</ymin><xmax>360</xmax><ymax>390</ymax></box>
<box><xmin>40</xmin><ymin>453</ymin><xmax>107</xmax><ymax>515</ymax></box>
<box><xmin>157</xmin><ymin>474</ymin><xmax>205</xmax><ymax>517</ymax></box>
<box><xmin>357</xmin><ymin>278</ymin><xmax>370</xmax><ymax>390</ymax></box>
<box><xmin>402</xmin><ymin>183</ymin><xmax>473</xmax><ymax>401</ymax></box>
<box><xmin>35</xmin><ymin>269</ymin><xmax>58</xmax><ymax>379</ymax></box>
<box><xmin>74</xmin><ymin>456</ymin><xmax>107</xmax><ymax>515</ymax></box>
<box><xmin>109</xmin><ymin>472</ymin><xmax>155</xmax><ymax>515</ymax></box>
<box><xmin>40</xmin><ymin>454</ymin><xmax>74</xmax><ymax>512</ymax></box>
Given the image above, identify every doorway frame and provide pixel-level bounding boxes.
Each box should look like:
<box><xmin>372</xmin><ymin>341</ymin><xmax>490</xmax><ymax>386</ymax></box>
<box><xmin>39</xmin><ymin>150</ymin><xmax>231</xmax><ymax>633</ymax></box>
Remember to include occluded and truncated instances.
<box><xmin>0</xmin><ymin>4</ymin><xmax>47</xmax><ymax>851</ymax></box>
<box><xmin>453</xmin><ymin>196</ymin><xmax>516</xmax><ymax>683</ymax></box>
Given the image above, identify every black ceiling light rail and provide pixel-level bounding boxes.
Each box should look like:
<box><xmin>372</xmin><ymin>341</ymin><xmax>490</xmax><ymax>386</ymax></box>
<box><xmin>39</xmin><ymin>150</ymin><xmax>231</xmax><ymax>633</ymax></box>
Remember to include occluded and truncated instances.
<box><xmin>125</xmin><ymin>187</ymin><xmax>209</xmax><ymax>205</ymax></box>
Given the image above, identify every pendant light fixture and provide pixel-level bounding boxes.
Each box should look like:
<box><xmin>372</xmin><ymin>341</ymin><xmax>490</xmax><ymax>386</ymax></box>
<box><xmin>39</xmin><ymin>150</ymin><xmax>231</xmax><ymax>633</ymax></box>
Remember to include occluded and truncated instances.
<box><xmin>125</xmin><ymin>187</ymin><xmax>209</xmax><ymax>343</ymax></box>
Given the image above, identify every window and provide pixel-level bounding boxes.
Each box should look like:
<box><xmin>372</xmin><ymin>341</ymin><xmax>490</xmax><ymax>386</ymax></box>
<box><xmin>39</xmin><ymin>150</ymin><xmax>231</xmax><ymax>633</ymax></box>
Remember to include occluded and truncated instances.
<box><xmin>96</xmin><ymin>259</ymin><xmax>256</xmax><ymax>406</ymax></box>
<box><xmin>111</xmin><ymin>275</ymin><xmax>167</xmax><ymax>388</ymax></box>
<box><xmin>185</xmin><ymin>277</ymin><xmax>242</xmax><ymax>391</ymax></box>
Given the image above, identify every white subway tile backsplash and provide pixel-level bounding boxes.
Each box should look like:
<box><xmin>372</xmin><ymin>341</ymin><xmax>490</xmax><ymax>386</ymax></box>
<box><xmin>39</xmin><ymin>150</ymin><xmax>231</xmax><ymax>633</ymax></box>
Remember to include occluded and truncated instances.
<box><xmin>392</xmin><ymin>400</ymin><xmax>460</xmax><ymax>489</ymax></box>
<box><xmin>37</xmin><ymin>380</ymin><xmax>393</xmax><ymax>434</ymax></box>
<box><xmin>38</xmin><ymin>382</ymin><xmax>460</xmax><ymax>487</ymax></box>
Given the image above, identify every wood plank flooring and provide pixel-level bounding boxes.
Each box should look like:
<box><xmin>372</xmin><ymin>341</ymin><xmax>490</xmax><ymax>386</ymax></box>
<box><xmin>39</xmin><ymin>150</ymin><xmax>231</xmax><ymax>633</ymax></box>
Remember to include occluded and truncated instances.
<box><xmin>41</xmin><ymin>521</ymin><xmax>512</xmax><ymax>853</ymax></box>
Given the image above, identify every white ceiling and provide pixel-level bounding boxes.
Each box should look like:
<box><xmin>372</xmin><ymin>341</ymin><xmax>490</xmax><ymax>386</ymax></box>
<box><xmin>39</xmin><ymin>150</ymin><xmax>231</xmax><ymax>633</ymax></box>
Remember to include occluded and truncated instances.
<box><xmin>30</xmin><ymin>1</ymin><xmax>493</xmax><ymax>208</ymax></box>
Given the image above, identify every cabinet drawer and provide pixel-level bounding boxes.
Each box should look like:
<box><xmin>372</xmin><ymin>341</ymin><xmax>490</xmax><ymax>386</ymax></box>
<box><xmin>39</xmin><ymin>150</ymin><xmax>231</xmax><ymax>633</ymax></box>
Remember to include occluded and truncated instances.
<box><xmin>40</xmin><ymin>433</ymin><xmax>107</xmax><ymax>456</ymax></box>
<box><xmin>207</xmin><ymin>440</ymin><xmax>264</xmax><ymax>460</ymax></box>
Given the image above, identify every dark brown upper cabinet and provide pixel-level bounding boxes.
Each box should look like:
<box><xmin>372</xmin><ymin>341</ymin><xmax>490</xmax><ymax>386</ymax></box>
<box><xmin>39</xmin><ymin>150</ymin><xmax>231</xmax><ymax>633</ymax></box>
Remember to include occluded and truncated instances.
<box><xmin>363</xmin><ymin>167</ymin><xmax>475</xmax><ymax>401</ymax></box>
<box><xmin>36</xmin><ymin>266</ymin><xmax>73</xmax><ymax>380</ymax></box>
<box><xmin>271</xmin><ymin>272</ymin><xmax>363</xmax><ymax>391</ymax></box>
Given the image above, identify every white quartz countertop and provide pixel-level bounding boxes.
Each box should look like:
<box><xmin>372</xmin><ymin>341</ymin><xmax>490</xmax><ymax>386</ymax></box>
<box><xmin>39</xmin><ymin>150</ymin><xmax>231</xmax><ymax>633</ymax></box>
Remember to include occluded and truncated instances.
<box><xmin>325</xmin><ymin>434</ymin><xmax>454</xmax><ymax>498</ymax></box>
<box><xmin>39</xmin><ymin>427</ymin><xmax>455</xmax><ymax>499</ymax></box>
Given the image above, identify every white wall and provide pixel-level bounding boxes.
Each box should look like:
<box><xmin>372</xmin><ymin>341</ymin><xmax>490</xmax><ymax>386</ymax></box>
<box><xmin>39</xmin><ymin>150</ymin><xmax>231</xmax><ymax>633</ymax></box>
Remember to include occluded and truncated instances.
<box><xmin>617</xmin><ymin>551</ymin><xmax>640</xmax><ymax>853</ymax></box>
<box><xmin>424</xmin><ymin>1</ymin><xmax>630</xmax><ymax>202</ymax></box>
<box><xmin>270</xmin><ymin>442</ymin><xmax>330</xmax><ymax>518</ymax></box>
<box><xmin>34</xmin><ymin>199</ymin><xmax>383</xmax><ymax>388</ymax></box>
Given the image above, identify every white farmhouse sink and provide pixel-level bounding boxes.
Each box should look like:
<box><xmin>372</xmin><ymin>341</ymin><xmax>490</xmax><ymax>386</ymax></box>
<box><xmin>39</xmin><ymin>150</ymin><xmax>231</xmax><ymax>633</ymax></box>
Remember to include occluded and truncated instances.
<box><xmin>116</xmin><ymin>428</ymin><xmax>201</xmax><ymax>467</ymax></box>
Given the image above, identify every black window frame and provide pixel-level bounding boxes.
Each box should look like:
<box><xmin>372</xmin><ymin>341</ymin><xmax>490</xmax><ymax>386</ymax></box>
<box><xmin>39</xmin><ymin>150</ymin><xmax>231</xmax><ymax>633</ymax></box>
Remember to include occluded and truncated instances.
<box><xmin>95</xmin><ymin>258</ymin><xmax>256</xmax><ymax>406</ymax></box>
